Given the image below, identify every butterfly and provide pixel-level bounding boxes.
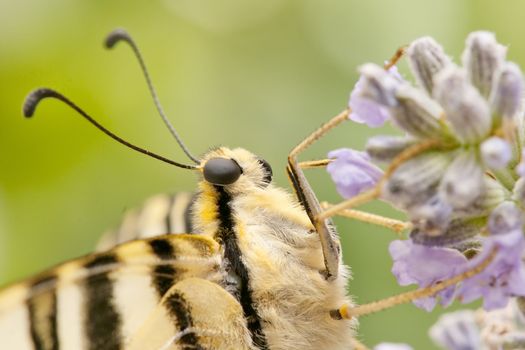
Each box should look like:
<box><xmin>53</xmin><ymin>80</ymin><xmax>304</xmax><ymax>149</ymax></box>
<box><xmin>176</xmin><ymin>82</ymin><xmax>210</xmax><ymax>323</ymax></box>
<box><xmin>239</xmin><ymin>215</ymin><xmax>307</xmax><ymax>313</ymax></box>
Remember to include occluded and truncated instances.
<box><xmin>0</xmin><ymin>29</ymin><xmax>359</xmax><ymax>350</ymax></box>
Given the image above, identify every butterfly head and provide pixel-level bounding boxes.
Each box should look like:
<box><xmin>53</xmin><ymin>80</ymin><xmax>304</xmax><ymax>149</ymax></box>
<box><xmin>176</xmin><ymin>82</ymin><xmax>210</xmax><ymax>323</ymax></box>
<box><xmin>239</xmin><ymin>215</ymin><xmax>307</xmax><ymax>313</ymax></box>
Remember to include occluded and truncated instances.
<box><xmin>200</xmin><ymin>147</ymin><xmax>273</xmax><ymax>192</ymax></box>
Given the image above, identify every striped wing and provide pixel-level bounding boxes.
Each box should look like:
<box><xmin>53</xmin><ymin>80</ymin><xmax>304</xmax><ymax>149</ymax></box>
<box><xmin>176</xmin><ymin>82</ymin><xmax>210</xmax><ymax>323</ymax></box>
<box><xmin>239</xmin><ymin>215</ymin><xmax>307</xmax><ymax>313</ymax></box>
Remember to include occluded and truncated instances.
<box><xmin>97</xmin><ymin>192</ymin><xmax>195</xmax><ymax>252</ymax></box>
<box><xmin>0</xmin><ymin>234</ymin><xmax>249</xmax><ymax>350</ymax></box>
<box><xmin>127</xmin><ymin>278</ymin><xmax>253</xmax><ymax>350</ymax></box>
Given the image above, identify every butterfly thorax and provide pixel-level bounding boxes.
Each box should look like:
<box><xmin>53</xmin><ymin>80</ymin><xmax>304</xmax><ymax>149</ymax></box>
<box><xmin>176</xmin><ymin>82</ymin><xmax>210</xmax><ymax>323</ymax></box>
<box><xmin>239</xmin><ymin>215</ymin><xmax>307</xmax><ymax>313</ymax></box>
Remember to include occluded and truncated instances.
<box><xmin>191</xmin><ymin>147</ymin><xmax>356</xmax><ymax>350</ymax></box>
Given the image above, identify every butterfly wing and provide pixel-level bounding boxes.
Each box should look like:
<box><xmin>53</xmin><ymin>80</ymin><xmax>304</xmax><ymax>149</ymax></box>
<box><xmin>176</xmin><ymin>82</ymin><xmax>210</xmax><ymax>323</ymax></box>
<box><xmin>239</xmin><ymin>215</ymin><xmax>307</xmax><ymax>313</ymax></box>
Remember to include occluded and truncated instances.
<box><xmin>0</xmin><ymin>234</ymin><xmax>237</xmax><ymax>350</ymax></box>
<box><xmin>96</xmin><ymin>192</ymin><xmax>196</xmax><ymax>252</ymax></box>
<box><xmin>127</xmin><ymin>278</ymin><xmax>254</xmax><ymax>350</ymax></box>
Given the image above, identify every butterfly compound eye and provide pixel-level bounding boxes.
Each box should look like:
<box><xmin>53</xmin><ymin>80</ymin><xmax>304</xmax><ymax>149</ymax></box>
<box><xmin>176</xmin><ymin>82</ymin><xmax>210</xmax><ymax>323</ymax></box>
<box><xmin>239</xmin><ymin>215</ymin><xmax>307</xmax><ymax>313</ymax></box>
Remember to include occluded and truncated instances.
<box><xmin>203</xmin><ymin>158</ymin><xmax>243</xmax><ymax>185</ymax></box>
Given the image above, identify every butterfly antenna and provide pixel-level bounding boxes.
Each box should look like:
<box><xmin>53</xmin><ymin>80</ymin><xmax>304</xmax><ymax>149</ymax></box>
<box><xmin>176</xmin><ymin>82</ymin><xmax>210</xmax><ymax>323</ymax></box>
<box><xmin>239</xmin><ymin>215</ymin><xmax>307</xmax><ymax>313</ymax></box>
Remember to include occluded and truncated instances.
<box><xmin>23</xmin><ymin>88</ymin><xmax>198</xmax><ymax>170</ymax></box>
<box><xmin>105</xmin><ymin>28</ymin><xmax>200</xmax><ymax>164</ymax></box>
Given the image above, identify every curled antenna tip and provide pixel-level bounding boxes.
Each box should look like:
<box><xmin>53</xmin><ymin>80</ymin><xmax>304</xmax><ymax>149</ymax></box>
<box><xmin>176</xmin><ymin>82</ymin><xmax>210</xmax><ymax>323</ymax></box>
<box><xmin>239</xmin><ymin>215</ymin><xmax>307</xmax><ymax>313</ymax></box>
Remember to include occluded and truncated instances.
<box><xmin>105</xmin><ymin>28</ymin><xmax>132</xmax><ymax>49</ymax></box>
<box><xmin>23</xmin><ymin>88</ymin><xmax>56</xmax><ymax>118</ymax></box>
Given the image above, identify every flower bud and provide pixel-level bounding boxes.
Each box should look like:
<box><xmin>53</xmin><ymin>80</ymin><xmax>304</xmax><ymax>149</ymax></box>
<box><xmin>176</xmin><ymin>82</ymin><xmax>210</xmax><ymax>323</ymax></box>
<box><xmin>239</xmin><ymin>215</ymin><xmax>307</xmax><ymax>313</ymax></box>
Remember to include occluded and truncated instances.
<box><xmin>365</xmin><ymin>135</ymin><xmax>416</xmax><ymax>163</ymax></box>
<box><xmin>407</xmin><ymin>36</ymin><xmax>451</xmax><ymax>95</ymax></box>
<box><xmin>429</xmin><ymin>311</ymin><xmax>482</xmax><ymax>350</ymax></box>
<box><xmin>391</xmin><ymin>85</ymin><xmax>446</xmax><ymax>138</ymax></box>
<box><xmin>439</xmin><ymin>150</ymin><xmax>485</xmax><ymax>209</ymax></box>
<box><xmin>488</xmin><ymin>201</ymin><xmax>523</xmax><ymax>235</ymax></box>
<box><xmin>512</xmin><ymin>177</ymin><xmax>525</xmax><ymax>206</ymax></box>
<box><xmin>480</xmin><ymin>136</ymin><xmax>512</xmax><ymax>169</ymax></box>
<box><xmin>407</xmin><ymin>195</ymin><xmax>452</xmax><ymax>236</ymax></box>
<box><xmin>434</xmin><ymin>67</ymin><xmax>491</xmax><ymax>143</ymax></box>
<box><xmin>358</xmin><ymin>63</ymin><xmax>400</xmax><ymax>107</ymax></box>
<box><xmin>410</xmin><ymin>217</ymin><xmax>484</xmax><ymax>247</ymax></box>
<box><xmin>462</xmin><ymin>31</ymin><xmax>507</xmax><ymax>97</ymax></box>
<box><xmin>382</xmin><ymin>152</ymin><xmax>452</xmax><ymax>209</ymax></box>
<box><xmin>454</xmin><ymin>176</ymin><xmax>508</xmax><ymax>218</ymax></box>
<box><xmin>490</xmin><ymin>62</ymin><xmax>524</xmax><ymax>119</ymax></box>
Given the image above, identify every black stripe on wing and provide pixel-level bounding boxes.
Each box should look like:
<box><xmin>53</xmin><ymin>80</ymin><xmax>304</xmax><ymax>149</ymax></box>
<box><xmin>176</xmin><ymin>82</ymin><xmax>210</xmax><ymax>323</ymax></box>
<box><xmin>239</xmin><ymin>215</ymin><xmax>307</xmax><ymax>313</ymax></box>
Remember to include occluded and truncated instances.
<box><xmin>83</xmin><ymin>253</ymin><xmax>123</xmax><ymax>350</ymax></box>
<box><xmin>149</xmin><ymin>238</ymin><xmax>178</xmax><ymax>297</ymax></box>
<box><xmin>164</xmin><ymin>292</ymin><xmax>202</xmax><ymax>348</ymax></box>
<box><xmin>27</xmin><ymin>275</ymin><xmax>59</xmax><ymax>350</ymax></box>
<box><xmin>6</xmin><ymin>235</ymin><xmax>219</xmax><ymax>350</ymax></box>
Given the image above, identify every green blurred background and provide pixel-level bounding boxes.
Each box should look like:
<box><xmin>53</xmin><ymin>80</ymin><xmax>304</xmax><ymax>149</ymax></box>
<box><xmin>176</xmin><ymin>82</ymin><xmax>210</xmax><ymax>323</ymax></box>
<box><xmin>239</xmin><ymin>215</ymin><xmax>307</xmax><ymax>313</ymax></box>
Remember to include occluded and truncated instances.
<box><xmin>1</xmin><ymin>0</ymin><xmax>525</xmax><ymax>348</ymax></box>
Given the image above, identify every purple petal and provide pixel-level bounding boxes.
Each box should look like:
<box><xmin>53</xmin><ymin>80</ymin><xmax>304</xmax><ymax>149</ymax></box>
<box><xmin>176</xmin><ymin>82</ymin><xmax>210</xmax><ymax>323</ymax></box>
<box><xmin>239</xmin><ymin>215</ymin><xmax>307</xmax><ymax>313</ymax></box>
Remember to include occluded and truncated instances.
<box><xmin>413</xmin><ymin>297</ymin><xmax>437</xmax><ymax>312</ymax></box>
<box><xmin>482</xmin><ymin>286</ymin><xmax>510</xmax><ymax>310</ymax></box>
<box><xmin>327</xmin><ymin>148</ymin><xmax>384</xmax><ymax>199</ymax></box>
<box><xmin>389</xmin><ymin>239</ymin><xmax>468</xmax><ymax>311</ymax></box>
<box><xmin>348</xmin><ymin>66</ymin><xmax>401</xmax><ymax>128</ymax></box>
<box><xmin>458</xmin><ymin>228</ymin><xmax>525</xmax><ymax>310</ymax></box>
<box><xmin>507</xmin><ymin>265</ymin><xmax>525</xmax><ymax>296</ymax></box>
<box><xmin>389</xmin><ymin>240</ymin><xmax>468</xmax><ymax>285</ymax></box>
<box><xmin>349</xmin><ymin>92</ymin><xmax>391</xmax><ymax>127</ymax></box>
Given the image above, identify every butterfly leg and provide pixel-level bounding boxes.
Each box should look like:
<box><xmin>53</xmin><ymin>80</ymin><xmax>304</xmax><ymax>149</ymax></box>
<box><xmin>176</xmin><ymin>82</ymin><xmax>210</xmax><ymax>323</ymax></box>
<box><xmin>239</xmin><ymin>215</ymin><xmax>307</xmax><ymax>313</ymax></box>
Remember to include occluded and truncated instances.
<box><xmin>287</xmin><ymin>110</ymin><xmax>349</xmax><ymax>281</ymax></box>
<box><xmin>287</xmin><ymin>47</ymin><xmax>409</xmax><ymax>280</ymax></box>
<box><xmin>321</xmin><ymin>202</ymin><xmax>410</xmax><ymax>236</ymax></box>
<box><xmin>331</xmin><ymin>247</ymin><xmax>498</xmax><ymax>320</ymax></box>
<box><xmin>295</xmin><ymin>159</ymin><xmax>411</xmax><ymax>236</ymax></box>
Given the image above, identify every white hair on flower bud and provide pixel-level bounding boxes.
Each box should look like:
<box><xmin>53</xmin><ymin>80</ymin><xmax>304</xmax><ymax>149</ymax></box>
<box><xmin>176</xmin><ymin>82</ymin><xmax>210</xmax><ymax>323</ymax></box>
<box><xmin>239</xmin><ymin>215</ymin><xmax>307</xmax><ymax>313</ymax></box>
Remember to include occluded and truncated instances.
<box><xmin>439</xmin><ymin>149</ymin><xmax>485</xmax><ymax>208</ymax></box>
<box><xmin>357</xmin><ymin>63</ymin><xmax>400</xmax><ymax>107</ymax></box>
<box><xmin>391</xmin><ymin>84</ymin><xmax>445</xmax><ymax>138</ymax></box>
<box><xmin>480</xmin><ymin>137</ymin><xmax>512</xmax><ymax>169</ymax></box>
<box><xmin>488</xmin><ymin>201</ymin><xmax>523</xmax><ymax>234</ymax></box>
<box><xmin>490</xmin><ymin>62</ymin><xmax>525</xmax><ymax>119</ymax></box>
<box><xmin>462</xmin><ymin>31</ymin><xmax>507</xmax><ymax>98</ymax></box>
<box><xmin>429</xmin><ymin>310</ymin><xmax>482</xmax><ymax>350</ymax></box>
<box><xmin>407</xmin><ymin>36</ymin><xmax>452</xmax><ymax>95</ymax></box>
<box><xmin>433</xmin><ymin>66</ymin><xmax>491</xmax><ymax>143</ymax></box>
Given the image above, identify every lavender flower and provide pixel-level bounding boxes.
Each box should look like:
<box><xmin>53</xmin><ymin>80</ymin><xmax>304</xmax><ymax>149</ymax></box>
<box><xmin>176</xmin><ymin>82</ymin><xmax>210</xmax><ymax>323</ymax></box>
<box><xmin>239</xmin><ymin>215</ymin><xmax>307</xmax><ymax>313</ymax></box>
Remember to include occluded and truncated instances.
<box><xmin>490</xmin><ymin>62</ymin><xmax>524</xmax><ymax>119</ymax></box>
<box><xmin>391</xmin><ymin>84</ymin><xmax>445</xmax><ymax>138</ymax></box>
<box><xmin>407</xmin><ymin>194</ymin><xmax>452</xmax><ymax>236</ymax></box>
<box><xmin>333</xmin><ymin>31</ymin><xmax>525</xmax><ymax>323</ymax></box>
<box><xmin>382</xmin><ymin>152</ymin><xmax>451</xmax><ymax>210</ymax></box>
<box><xmin>439</xmin><ymin>149</ymin><xmax>485</xmax><ymax>209</ymax></box>
<box><xmin>348</xmin><ymin>64</ymin><xmax>402</xmax><ymax>127</ymax></box>
<box><xmin>374</xmin><ymin>343</ymin><xmax>413</xmax><ymax>350</ymax></box>
<box><xmin>429</xmin><ymin>310</ymin><xmax>481</xmax><ymax>350</ymax></box>
<box><xmin>458</xmin><ymin>231</ymin><xmax>525</xmax><ymax>310</ymax></box>
<box><xmin>458</xmin><ymin>203</ymin><xmax>525</xmax><ymax>310</ymax></box>
<box><xmin>488</xmin><ymin>201</ymin><xmax>523</xmax><ymax>233</ymax></box>
<box><xmin>327</xmin><ymin>148</ymin><xmax>383</xmax><ymax>199</ymax></box>
<box><xmin>513</xmin><ymin>178</ymin><xmax>525</xmax><ymax>206</ymax></box>
<box><xmin>433</xmin><ymin>66</ymin><xmax>492</xmax><ymax>144</ymax></box>
<box><xmin>389</xmin><ymin>239</ymin><xmax>468</xmax><ymax>311</ymax></box>
<box><xmin>462</xmin><ymin>31</ymin><xmax>507</xmax><ymax>98</ymax></box>
<box><xmin>480</xmin><ymin>137</ymin><xmax>512</xmax><ymax>169</ymax></box>
<box><xmin>365</xmin><ymin>135</ymin><xmax>415</xmax><ymax>163</ymax></box>
<box><xmin>407</xmin><ymin>36</ymin><xmax>451</xmax><ymax>95</ymax></box>
<box><xmin>349</xmin><ymin>76</ymin><xmax>391</xmax><ymax>127</ymax></box>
